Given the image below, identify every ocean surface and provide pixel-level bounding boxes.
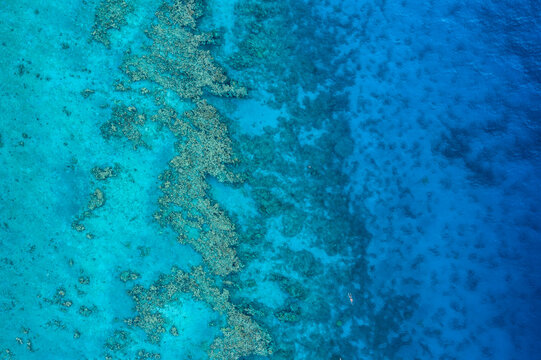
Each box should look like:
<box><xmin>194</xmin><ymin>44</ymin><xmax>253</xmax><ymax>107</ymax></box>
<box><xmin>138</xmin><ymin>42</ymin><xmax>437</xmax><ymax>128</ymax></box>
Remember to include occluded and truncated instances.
<box><xmin>0</xmin><ymin>0</ymin><xmax>540</xmax><ymax>359</ymax></box>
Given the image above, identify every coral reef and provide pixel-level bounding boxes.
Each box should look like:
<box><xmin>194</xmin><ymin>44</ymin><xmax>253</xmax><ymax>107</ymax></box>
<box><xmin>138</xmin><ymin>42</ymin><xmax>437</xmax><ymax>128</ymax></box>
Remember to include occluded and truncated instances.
<box><xmin>91</xmin><ymin>164</ymin><xmax>120</xmax><ymax>181</ymax></box>
<box><xmin>106</xmin><ymin>0</ymin><xmax>248</xmax><ymax>277</ymax></box>
<box><xmin>87</xmin><ymin>188</ymin><xmax>105</xmax><ymax>211</ymax></box>
<box><xmin>100</xmin><ymin>105</ymin><xmax>148</xmax><ymax>149</ymax></box>
<box><xmin>120</xmin><ymin>270</ymin><xmax>140</xmax><ymax>283</ymax></box>
<box><xmin>72</xmin><ymin>188</ymin><xmax>107</xmax><ymax>232</ymax></box>
<box><xmin>90</xmin><ymin>0</ymin><xmax>272</xmax><ymax>358</ymax></box>
<box><xmin>126</xmin><ymin>266</ymin><xmax>272</xmax><ymax>358</ymax></box>
<box><xmin>153</xmin><ymin>101</ymin><xmax>242</xmax><ymax>276</ymax></box>
<box><xmin>208</xmin><ymin>1</ymin><xmax>373</xmax><ymax>357</ymax></box>
<box><xmin>120</xmin><ymin>1</ymin><xmax>246</xmax><ymax>101</ymax></box>
<box><xmin>91</xmin><ymin>0</ymin><xmax>134</xmax><ymax>48</ymax></box>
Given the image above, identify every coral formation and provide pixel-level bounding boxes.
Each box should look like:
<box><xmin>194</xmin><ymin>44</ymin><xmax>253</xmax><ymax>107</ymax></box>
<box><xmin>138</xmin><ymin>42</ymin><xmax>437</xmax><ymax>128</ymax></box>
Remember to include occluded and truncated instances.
<box><xmin>106</xmin><ymin>0</ymin><xmax>248</xmax><ymax>277</ymax></box>
<box><xmin>153</xmin><ymin>101</ymin><xmax>242</xmax><ymax>276</ymax></box>
<box><xmin>72</xmin><ymin>188</ymin><xmax>107</xmax><ymax>232</ymax></box>
<box><xmin>126</xmin><ymin>266</ymin><xmax>272</xmax><ymax>358</ymax></box>
<box><xmin>90</xmin><ymin>0</ymin><xmax>272</xmax><ymax>358</ymax></box>
<box><xmin>87</xmin><ymin>188</ymin><xmax>105</xmax><ymax>211</ymax></box>
<box><xmin>120</xmin><ymin>1</ymin><xmax>246</xmax><ymax>101</ymax></box>
<box><xmin>120</xmin><ymin>270</ymin><xmax>140</xmax><ymax>283</ymax></box>
<box><xmin>206</xmin><ymin>1</ymin><xmax>373</xmax><ymax>357</ymax></box>
<box><xmin>91</xmin><ymin>164</ymin><xmax>120</xmax><ymax>181</ymax></box>
<box><xmin>91</xmin><ymin>0</ymin><xmax>134</xmax><ymax>48</ymax></box>
<box><xmin>100</xmin><ymin>105</ymin><xmax>148</xmax><ymax>149</ymax></box>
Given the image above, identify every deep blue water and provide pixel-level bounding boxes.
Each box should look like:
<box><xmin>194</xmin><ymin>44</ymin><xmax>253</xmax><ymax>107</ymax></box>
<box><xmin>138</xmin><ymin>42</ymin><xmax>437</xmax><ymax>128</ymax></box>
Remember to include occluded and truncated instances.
<box><xmin>0</xmin><ymin>0</ymin><xmax>539</xmax><ymax>359</ymax></box>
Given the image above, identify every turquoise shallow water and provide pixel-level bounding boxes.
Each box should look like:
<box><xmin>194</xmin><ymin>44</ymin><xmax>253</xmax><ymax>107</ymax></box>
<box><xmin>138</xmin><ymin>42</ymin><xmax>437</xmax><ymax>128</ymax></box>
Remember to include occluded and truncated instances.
<box><xmin>1</xmin><ymin>0</ymin><xmax>540</xmax><ymax>359</ymax></box>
